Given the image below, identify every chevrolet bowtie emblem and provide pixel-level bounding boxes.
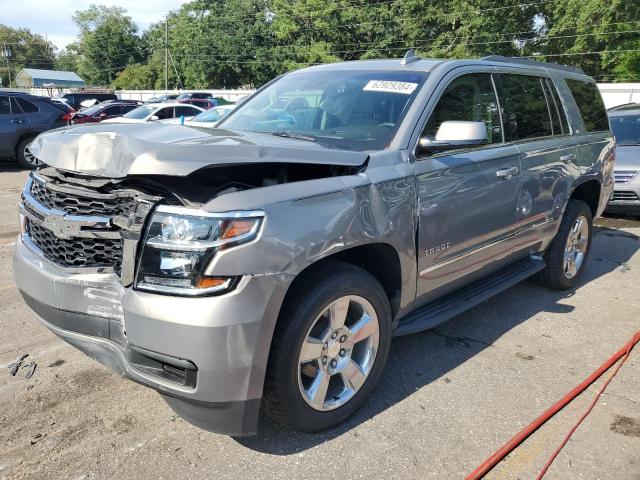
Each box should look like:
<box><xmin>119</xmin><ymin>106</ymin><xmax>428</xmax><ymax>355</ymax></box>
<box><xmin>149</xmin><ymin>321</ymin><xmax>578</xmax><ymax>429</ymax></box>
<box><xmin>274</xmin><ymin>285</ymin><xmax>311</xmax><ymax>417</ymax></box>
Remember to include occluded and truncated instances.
<box><xmin>43</xmin><ymin>214</ymin><xmax>82</xmax><ymax>239</ymax></box>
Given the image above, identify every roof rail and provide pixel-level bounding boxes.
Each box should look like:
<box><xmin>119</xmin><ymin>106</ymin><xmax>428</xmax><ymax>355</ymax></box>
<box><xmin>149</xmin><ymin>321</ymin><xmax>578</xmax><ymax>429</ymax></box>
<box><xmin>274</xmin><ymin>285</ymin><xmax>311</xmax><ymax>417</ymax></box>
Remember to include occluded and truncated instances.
<box><xmin>481</xmin><ymin>55</ymin><xmax>585</xmax><ymax>75</ymax></box>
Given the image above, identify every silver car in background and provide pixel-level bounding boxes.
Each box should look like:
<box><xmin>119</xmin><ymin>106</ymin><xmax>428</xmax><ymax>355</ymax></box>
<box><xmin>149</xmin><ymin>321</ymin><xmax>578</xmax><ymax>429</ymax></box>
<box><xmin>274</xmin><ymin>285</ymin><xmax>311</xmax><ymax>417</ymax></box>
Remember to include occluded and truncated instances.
<box><xmin>607</xmin><ymin>103</ymin><xmax>640</xmax><ymax>214</ymax></box>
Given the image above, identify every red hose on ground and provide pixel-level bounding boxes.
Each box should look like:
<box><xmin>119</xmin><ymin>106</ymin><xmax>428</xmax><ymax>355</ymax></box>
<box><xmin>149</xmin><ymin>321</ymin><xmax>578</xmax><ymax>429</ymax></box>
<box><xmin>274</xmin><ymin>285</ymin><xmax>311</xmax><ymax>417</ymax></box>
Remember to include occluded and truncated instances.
<box><xmin>465</xmin><ymin>330</ymin><xmax>640</xmax><ymax>480</ymax></box>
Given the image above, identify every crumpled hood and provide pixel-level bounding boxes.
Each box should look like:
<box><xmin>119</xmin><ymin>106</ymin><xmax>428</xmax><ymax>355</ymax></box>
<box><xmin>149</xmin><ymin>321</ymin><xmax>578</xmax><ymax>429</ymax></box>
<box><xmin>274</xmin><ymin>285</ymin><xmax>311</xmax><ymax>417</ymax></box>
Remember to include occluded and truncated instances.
<box><xmin>29</xmin><ymin>123</ymin><xmax>369</xmax><ymax>178</ymax></box>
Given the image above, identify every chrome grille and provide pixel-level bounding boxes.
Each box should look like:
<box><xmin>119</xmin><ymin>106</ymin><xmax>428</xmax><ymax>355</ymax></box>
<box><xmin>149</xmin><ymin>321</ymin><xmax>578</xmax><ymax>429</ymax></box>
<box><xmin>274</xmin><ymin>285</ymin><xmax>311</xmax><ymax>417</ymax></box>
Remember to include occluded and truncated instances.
<box><xmin>612</xmin><ymin>191</ymin><xmax>639</xmax><ymax>201</ymax></box>
<box><xmin>613</xmin><ymin>170</ymin><xmax>638</xmax><ymax>184</ymax></box>
<box><xmin>30</xmin><ymin>178</ymin><xmax>137</xmax><ymax>217</ymax></box>
<box><xmin>20</xmin><ymin>173</ymin><xmax>157</xmax><ymax>284</ymax></box>
<box><xmin>26</xmin><ymin>220</ymin><xmax>123</xmax><ymax>269</ymax></box>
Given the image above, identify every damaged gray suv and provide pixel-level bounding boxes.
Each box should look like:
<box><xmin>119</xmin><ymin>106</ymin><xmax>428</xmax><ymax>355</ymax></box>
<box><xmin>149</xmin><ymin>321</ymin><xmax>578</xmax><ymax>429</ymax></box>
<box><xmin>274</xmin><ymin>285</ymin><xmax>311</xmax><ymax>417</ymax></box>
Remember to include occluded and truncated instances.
<box><xmin>14</xmin><ymin>54</ymin><xmax>614</xmax><ymax>436</ymax></box>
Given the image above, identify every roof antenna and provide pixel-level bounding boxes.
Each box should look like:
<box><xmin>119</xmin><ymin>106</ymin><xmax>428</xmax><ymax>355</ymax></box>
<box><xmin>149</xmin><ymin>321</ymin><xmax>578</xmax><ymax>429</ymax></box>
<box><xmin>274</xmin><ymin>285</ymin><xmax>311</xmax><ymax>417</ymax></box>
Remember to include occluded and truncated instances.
<box><xmin>401</xmin><ymin>49</ymin><xmax>420</xmax><ymax>65</ymax></box>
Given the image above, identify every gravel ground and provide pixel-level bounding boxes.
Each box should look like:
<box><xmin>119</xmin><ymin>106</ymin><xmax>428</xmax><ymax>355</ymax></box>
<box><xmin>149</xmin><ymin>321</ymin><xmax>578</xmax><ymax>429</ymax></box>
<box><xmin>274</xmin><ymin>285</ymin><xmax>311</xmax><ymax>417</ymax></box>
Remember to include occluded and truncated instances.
<box><xmin>0</xmin><ymin>161</ymin><xmax>638</xmax><ymax>480</ymax></box>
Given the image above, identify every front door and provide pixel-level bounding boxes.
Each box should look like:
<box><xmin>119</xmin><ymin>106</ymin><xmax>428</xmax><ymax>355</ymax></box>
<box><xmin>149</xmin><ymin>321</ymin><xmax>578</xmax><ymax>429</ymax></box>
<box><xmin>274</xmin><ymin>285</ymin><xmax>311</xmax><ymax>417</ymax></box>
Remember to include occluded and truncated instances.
<box><xmin>0</xmin><ymin>95</ymin><xmax>27</xmax><ymax>156</ymax></box>
<box><xmin>412</xmin><ymin>72</ymin><xmax>522</xmax><ymax>300</ymax></box>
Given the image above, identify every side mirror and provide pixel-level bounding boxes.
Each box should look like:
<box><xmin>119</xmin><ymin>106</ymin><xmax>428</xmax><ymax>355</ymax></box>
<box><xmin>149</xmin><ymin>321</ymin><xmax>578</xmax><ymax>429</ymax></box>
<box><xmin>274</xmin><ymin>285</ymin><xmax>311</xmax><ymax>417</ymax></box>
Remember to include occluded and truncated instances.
<box><xmin>149</xmin><ymin>115</ymin><xmax>160</xmax><ymax>121</ymax></box>
<box><xmin>418</xmin><ymin>121</ymin><xmax>488</xmax><ymax>155</ymax></box>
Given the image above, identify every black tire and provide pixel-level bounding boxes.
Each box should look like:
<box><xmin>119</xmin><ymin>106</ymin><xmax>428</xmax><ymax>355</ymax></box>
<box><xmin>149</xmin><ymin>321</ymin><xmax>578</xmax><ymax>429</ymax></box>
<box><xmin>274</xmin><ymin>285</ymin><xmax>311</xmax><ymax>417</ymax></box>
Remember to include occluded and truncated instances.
<box><xmin>16</xmin><ymin>136</ymin><xmax>40</xmax><ymax>169</ymax></box>
<box><xmin>535</xmin><ymin>199</ymin><xmax>593</xmax><ymax>290</ymax></box>
<box><xmin>264</xmin><ymin>260</ymin><xmax>392</xmax><ymax>433</ymax></box>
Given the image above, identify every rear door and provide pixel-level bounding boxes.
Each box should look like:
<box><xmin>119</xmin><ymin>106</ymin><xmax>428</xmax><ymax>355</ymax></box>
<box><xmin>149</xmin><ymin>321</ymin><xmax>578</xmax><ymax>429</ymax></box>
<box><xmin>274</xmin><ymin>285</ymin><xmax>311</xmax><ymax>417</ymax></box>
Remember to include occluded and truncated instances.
<box><xmin>412</xmin><ymin>71</ymin><xmax>523</xmax><ymax>300</ymax></box>
<box><xmin>496</xmin><ymin>72</ymin><xmax>576</xmax><ymax>244</ymax></box>
<box><xmin>0</xmin><ymin>95</ymin><xmax>17</xmax><ymax>155</ymax></box>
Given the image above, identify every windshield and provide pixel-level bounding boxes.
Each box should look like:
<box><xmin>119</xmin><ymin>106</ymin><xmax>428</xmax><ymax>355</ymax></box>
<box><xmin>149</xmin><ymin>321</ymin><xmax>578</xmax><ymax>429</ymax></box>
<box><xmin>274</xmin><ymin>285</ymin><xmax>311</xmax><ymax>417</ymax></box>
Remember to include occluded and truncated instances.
<box><xmin>79</xmin><ymin>104</ymin><xmax>106</xmax><ymax>116</ymax></box>
<box><xmin>219</xmin><ymin>70</ymin><xmax>427</xmax><ymax>151</ymax></box>
<box><xmin>123</xmin><ymin>105</ymin><xmax>156</xmax><ymax>119</ymax></box>
<box><xmin>193</xmin><ymin>107</ymin><xmax>232</xmax><ymax>123</ymax></box>
<box><xmin>610</xmin><ymin>114</ymin><xmax>640</xmax><ymax>145</ymax></box>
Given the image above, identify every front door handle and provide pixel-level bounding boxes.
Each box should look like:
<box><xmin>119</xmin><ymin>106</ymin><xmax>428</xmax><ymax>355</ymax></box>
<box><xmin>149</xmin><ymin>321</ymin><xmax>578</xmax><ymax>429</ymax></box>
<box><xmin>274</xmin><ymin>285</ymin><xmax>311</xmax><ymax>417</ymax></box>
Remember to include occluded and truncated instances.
<box><xmin>10</xmin><ymin>119</ymin><xmax>24</xmax><ymax>124</ymax></box>
<box><xmin>560</xmin><ymin>153</ymin><xmax>576</xmax><ymax>163</ymax></box>
<box><xmin>496</xmin><ymin>167</ymin><xmax>519</xmax><ymax>179</ymax></box>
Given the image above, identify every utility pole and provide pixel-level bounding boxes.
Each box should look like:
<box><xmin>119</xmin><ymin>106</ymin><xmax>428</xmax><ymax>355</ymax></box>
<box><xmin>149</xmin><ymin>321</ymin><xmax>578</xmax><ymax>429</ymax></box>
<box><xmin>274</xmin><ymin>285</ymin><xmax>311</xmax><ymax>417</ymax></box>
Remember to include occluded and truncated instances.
<box><xmin>164</xmin><ymin>19</ymin><xmax>168</xmax><ymax>92</ymax></box>
<box><xmin>1</xmin><ymin>44</ymin><xmax>11</xmax><ymax>88</ymax></box>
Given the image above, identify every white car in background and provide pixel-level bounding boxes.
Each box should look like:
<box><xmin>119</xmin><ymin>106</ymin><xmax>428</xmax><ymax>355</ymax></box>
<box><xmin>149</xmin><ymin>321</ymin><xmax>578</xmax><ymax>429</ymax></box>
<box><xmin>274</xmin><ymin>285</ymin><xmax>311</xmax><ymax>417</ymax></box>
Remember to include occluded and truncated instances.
<box><xmin>102</xmin><ymin>103</ymin><xmax>205</xmax><ymax>124</ymax></box>
<box><xmin>164</xmin><ymin>104</ymin><xmax>236</xmax><ymax>127</ymax></box>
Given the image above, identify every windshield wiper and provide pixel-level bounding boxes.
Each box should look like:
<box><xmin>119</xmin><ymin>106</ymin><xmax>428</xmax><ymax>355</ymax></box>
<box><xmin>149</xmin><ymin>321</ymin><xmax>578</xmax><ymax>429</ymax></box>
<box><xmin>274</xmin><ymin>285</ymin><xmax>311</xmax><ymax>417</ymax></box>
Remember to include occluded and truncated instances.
<box><xmin>268</xmin><ymin>130</ymin><xmax>317</xmax><ymax>142</ymax></box>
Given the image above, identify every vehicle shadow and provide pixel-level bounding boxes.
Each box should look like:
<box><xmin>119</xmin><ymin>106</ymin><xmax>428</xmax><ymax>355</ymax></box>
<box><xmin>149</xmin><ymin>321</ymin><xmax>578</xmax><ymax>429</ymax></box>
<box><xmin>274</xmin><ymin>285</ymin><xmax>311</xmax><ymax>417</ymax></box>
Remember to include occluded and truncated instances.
<box><xmin>235</xmin><ymin>225</ymin><xmax>639</xmax><ymax>454</ymax></box>
<box><xmin>0</xmin><ymin>158</ymin><xmax>27</xmax><ymax>172</ymax></box>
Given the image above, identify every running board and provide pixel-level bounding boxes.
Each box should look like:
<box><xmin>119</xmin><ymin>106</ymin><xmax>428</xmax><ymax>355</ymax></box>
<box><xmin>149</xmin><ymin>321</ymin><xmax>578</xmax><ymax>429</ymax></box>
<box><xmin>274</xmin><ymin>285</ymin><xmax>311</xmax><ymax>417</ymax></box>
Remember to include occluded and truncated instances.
<box><xmin>393</xmin><ymin>257</ymin><xmax>545</xmax><ymax>337</ymax></box>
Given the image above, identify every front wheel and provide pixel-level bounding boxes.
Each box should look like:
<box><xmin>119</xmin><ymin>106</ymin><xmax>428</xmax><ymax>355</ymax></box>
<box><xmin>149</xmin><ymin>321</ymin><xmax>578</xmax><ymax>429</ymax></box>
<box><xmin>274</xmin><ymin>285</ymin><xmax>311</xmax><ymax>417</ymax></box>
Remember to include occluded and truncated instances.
<box><xmin>264</xmin><ymin>261</ymin><xmax>391</xmax><ymax>432</ymax></box>
<box><xmin>536</xmin><ymin>199</ymin><xmax>593</xmax><ymax>290</ymax></box>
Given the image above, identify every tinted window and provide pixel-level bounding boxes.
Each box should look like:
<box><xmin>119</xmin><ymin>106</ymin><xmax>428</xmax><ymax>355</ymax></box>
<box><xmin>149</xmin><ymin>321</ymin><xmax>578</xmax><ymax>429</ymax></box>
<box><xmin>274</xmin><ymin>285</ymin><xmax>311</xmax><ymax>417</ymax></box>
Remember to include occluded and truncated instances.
<box><xmin>122</xmin><ymin>105</ymin><xmax>137</xmax><ymax>113</ymax></box>
<box><xmin>0</xmin><ymin>96</ymin><xmax>10</xmax><ymax>115</ymax></box>
<box><xmin>175</xmin><ymin>106</ymin><xmax>198</xmax><ymax>117</ymax></box>
<box><xmin>155</xmin><ymin>107</ymin><xmax>173</xmax><ymax>119</ymax></box>
<box><xmin>10</xmin><ymin>97</ymin><xmax>22</xmax><ymax>114</ymax></box>
<box><xmin>541</xmin><ymin>80</ymin><xmax>562</xmax><ymax>135</ymax></box>
<box><xmin>104</xmin><ymin>105</ymin><xmax>121</xmax><ymax>116</ymax></box>
<box><xmin>545</xmin><ymin>78</ymin><xmax>569</xmax><ymax>135</ymax></box>
<box><xmin>16</xmin><ymin>98</ymin><xmax>39</xmax><ymax>113</ymax></box>
<box><xmin>499</xmin><ymin>74</ymin><xmax>553</xmax><ymax>140</ymax></box>
<box><xmin>609</xmin><ymin>114</ymin><xmax>640</xmax><ymax>146</ymax></box>
<box><xmin>422</xmin><ymin>73</ymin><xmax>503</xmax><ymax>146</ymax></box>
<box><xmin>566</xmin><ymin>79</ymin><xmax>609</xmax><ymax>132</ymax></box>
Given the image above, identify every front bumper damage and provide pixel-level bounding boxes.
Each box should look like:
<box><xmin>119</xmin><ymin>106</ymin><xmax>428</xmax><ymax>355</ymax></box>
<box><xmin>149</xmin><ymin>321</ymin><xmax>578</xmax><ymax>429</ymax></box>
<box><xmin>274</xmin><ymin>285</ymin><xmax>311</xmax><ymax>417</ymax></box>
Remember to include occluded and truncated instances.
<box><xmin>13</xmin><ymin>230</ymin><xmax>290</xmax><ymax>436</ymax></box>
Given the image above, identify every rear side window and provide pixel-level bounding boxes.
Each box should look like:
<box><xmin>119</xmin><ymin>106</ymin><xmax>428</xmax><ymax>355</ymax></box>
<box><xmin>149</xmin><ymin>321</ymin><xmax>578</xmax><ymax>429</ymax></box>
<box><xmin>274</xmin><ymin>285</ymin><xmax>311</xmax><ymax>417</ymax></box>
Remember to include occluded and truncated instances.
<box><xmin>499</xmin><ymin>74</ymin><xmax>553</xmax><ymax>140</ymax></box>
<box><xmin>0</xmin><ymin>96</ymin><xmax>10</xmax><ymax>114</ymax></box>
<box><xmin>122</xmin><ymin>105</ymin><xmax>137</xmax><ymax>113</ymax></box>
<box><xmin>566</xmin><ymin>79</ymin><xmax>608</xmax><ymax>132</ymax></box>
<box><xmin>16</xmin><ymin>98</ymin><xmax>39</xmax><ymax>113</ymax></box>
<box><xmin>104</xmin><ymin>105</ymin><xmax>121</xmax><ymax>116</ymax></box>
<box><xmin>10</xmin><ymin>97</ymin><xmax>22</xmax><ymax>114</ymax></box>
<box><xmin>422</xmin><ymin>73</ymin><xmax>503</xmax><ymax>145</ymax></box>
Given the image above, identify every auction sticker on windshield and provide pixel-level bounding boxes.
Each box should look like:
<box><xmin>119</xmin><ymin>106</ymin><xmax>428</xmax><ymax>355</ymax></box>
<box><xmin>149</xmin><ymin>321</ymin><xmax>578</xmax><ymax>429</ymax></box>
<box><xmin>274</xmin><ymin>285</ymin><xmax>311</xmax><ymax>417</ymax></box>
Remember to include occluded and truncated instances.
<box><xmin>363</xmin><ymin>80</ymin><xmax>418</xmax><ymax>95</ymax></box>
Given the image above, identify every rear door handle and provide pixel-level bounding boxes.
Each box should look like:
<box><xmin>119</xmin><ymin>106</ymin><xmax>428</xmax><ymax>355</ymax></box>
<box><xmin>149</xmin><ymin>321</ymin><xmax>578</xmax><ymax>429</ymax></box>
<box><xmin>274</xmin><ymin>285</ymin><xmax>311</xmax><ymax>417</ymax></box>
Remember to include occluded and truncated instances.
<box><xmin>560</xmin><ymin>153</ymin><xmax>576</xmax><ymax>163</ymax></box>
<box><xmin>10</xmin><ymin>119</ymin><xmax>24</xmax><ymax>124</ymax></box>
<box><xmin>496</xmin><ymin>167</ymin><xmax>519</xmax><ymax>179</ymax></box>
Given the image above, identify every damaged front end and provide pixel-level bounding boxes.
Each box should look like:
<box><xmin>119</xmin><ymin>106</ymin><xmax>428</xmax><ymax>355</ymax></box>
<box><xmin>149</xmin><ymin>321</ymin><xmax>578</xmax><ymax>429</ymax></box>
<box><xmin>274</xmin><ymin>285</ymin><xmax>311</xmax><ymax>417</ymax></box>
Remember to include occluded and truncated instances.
<box><xmin>13</xmin><ymin>125</ymin><xmax>371</xmax><ymax>436</ymax></box>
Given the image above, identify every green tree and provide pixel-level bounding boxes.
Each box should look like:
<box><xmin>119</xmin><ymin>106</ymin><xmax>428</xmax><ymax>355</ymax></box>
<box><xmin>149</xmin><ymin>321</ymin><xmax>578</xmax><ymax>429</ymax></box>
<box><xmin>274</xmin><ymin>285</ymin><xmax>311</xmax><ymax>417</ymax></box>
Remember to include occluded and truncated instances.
<box><xmin>0</xmin><ymin>24</ymin><xmax>56</xmax><ymax>87</ymax></box>
<box><xmin>72</xmin><ymin>4</ymin><xmax>145</xmax><ymax>86</ymax></box>
<box><xmin>538</xmin><ymin>0</ymin><xmax>640</xmax><ymax>81</ymax></box>
<box><xmin>112</xmin><ymin>63</ymin><xmax>159</xmax><ymax>89</ymax></box>
<box><xmin>55</xmin><ymin>43</ymin><xmax>81</xmax><ymax>72</ymax></box>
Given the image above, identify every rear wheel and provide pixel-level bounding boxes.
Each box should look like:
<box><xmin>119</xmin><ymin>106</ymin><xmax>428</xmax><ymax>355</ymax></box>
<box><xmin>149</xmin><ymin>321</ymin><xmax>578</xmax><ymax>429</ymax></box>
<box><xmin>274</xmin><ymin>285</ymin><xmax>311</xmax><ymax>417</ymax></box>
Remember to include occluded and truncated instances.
<box><xmin>264</xmin><ymin>261</ymin><xmax>391</xmax><ymax>432</ymax></box>
<box><xmin>16</xmin><ymin>137</ymin><xmax>40</xmax><ymax>169</ymax></box>
<box><xmin>536</xmin><ymin>199</ymin><xmax>593</xmax><ymax>290</ymax></box>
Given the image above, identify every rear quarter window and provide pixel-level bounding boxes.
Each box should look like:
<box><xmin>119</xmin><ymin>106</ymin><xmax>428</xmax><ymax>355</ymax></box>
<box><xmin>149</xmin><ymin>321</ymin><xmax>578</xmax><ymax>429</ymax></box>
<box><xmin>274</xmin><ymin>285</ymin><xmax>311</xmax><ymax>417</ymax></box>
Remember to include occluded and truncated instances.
<box><xmin>566</xmin><ymin>79</ymin><xmax>609</xmax><ymax>132</ymax></box>
<box><xmin>16</xmin><ymin>98</ymin><xmax>39</xmax><ymax>113</ymax></box>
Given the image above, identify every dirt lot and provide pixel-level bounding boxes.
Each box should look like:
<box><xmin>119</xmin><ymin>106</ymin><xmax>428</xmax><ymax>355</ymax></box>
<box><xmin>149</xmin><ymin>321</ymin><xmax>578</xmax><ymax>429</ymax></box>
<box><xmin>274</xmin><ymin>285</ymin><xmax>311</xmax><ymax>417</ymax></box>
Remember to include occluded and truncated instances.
<box><xmin>1</xmin><ymin>162</ymin><xmax>639</xmax><ymax>480</ymax></box>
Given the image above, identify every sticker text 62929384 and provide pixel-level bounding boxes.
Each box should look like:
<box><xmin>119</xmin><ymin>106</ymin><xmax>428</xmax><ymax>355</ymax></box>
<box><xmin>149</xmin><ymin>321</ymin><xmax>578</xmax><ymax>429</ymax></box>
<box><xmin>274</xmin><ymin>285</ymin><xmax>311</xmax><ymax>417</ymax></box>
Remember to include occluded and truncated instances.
<box><xmin>363</xmin><ymin>80</ymin><xmax>419</xmax><ymax>95</ymax></box>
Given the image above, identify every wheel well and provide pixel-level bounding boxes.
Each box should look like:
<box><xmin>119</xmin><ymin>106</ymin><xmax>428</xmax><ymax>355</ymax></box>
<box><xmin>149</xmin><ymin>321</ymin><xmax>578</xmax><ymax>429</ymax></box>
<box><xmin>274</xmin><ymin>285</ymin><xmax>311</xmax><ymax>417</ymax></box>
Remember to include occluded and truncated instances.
<box><xmin>15</xmin><ymin>133</ymin><xmax>36</xmax><ymax>155</ymax></box>
<box><xmin>287</xmin><ymin>243</ymin><xmax>402</xmax><ymax>317</ymax></box>
<box><xmin>570</xmin><ymin>180</ymin><xmax>601</xmax><ymax>217</ymax></box>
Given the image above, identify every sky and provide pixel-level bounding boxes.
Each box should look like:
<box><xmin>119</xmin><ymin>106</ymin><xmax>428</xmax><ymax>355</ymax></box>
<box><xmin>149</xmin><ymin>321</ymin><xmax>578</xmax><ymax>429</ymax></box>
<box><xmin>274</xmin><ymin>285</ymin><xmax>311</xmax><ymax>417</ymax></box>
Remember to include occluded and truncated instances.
<box><xmin>0</xmin><ymin>0</ymin><xmax>191</xmax><ymax>50</ymax></box>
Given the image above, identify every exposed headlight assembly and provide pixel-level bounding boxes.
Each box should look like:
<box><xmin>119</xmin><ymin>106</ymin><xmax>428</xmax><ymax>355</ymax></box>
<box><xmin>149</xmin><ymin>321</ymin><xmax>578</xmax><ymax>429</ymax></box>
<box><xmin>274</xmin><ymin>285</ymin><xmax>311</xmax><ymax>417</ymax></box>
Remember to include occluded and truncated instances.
<box><xmin>135</xmin><ymin>205</ymin><xmax>264</xmax><ymax>296</ymax></box>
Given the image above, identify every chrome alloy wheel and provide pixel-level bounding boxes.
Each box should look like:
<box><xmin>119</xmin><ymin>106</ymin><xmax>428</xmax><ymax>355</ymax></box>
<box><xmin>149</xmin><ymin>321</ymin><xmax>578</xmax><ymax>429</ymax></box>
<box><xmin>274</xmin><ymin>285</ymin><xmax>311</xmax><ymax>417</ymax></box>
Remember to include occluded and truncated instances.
<box><xmin>23</xmin><ymin>143</ymin><xmax>40</xmax><ymax>167</ymax></box>
<box><xmin>563</xmin><ymin>215</ymin><xmax>589</xmax><ymax>279</ymax></box>
<box><xmin>297</xmin><ymin>295</ymin><xmax>379</xmax><ymax>411</ymax></box>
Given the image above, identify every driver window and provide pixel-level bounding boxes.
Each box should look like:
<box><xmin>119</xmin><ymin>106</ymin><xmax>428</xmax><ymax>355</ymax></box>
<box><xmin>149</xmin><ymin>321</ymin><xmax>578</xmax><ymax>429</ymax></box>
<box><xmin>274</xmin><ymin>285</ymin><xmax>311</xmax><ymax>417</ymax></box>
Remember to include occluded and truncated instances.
<box><xmin>422</xmin><ymin>73</ymin><xmax>503</xmax><ymax>146</ymax></box>
<box><xmin>156</xmin><ymin>108</ymin><xmax>172</xmax><ymax>119</ymax></box>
